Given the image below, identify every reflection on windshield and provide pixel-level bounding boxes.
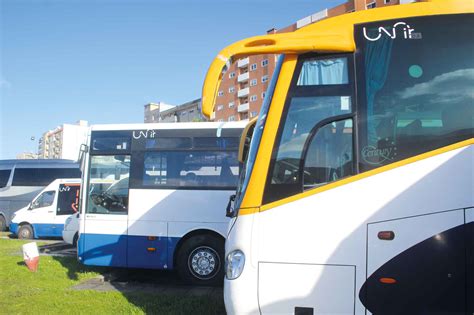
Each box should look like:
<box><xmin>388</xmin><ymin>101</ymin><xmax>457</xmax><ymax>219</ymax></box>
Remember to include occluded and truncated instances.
<box><xmin>234</xmin><ymin>55</ymin><xmax>284</xmax><ymax>211</ymax></box>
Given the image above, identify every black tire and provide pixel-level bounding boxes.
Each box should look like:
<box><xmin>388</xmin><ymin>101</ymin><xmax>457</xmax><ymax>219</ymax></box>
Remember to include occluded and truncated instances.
<box><xmin>18</xmin><ymin>224</ymin><xmax>34</xmax><ymax>239</ymax></box>
<box><xmin>72</xmin><ymin>233</ymin><xmax>79</xmax><ymax>247</ymax></box>
<box><xmin>176</xmin><ymin>234</ymin><xmax>225</xmax><ymax>286</ymax></box>
<box><xmin>0</xmin><ymin>215</ymin><xmax>6</xmax><ymax>232</ymax></box>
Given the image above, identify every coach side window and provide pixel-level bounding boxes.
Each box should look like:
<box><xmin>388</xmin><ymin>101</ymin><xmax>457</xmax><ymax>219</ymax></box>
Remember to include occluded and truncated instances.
<box><xmin>356</xmin><ymin>14</ymin><xmax>474</xmax><ymax>172</ymax></box>
<box><xmin>0</xmin><ymin>170</ymin><xmax>11</xmax><ymax>188</ymax></box>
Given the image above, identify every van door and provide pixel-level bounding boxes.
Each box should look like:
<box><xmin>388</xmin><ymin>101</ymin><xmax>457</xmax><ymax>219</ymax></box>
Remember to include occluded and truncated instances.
<box><xmin>54</xmin><ymin>183</ymin><xmax>80</xmax><ymax>237</ymax></box>
<box><xmin>29</xmin><ymin>190</ymin><xmax>57</xmax><ymax>237</ymax></box>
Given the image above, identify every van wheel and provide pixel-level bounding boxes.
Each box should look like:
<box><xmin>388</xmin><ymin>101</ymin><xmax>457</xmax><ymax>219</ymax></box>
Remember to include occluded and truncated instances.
<box><xmin>177</xmin><ymin>235</ymin><xmax>224</xmax><ymax>286</ymax></box>
<box><xmin>0</xmin><ymin>216</ymin><xmax>6</xmax><ymax>232</ymax></box>
<box><xmin>18</xmin><ymin>224</ymin><xmax>34</xmax><ymax>239</ymax></box>
<box><xmin>73</xmin><ymin>233</ymin><xmax>79</xmax><ymax>247</ymax></box>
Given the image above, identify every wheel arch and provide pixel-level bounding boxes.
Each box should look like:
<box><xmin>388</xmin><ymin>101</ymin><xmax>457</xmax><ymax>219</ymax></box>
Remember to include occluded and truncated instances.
<box><xmin>172</xmin><ymin>228</ymin><xmax>225</xmax><ymax>269</ymax></box>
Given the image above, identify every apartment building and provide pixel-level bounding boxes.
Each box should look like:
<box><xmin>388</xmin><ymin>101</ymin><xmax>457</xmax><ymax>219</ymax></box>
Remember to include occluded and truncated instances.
<box><xmin>159</xmin><ymin>99</ymin><xmax>206</xmax><ymax>123</ymax></box>
<box><xmin>144</xmin><ymin>102</ymin><xmax>176</xmax><ymax>123</ymax></box>
<box><xmin>213</xmin><ymin>0</ymin><xmax>416</xmax><ymax>122</ymax></box>
<box><xmin>38</xmin><ymin>120</ymin><xmax>89</xmax><ymax>160</ymax></box>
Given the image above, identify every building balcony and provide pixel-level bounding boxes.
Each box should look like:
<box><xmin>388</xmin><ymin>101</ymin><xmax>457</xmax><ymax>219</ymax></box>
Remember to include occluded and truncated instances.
<box><xmin>238</xmin><ymin>87</ymin><xmax>250</xmax><ymax>98</ymax></box>
<box><xmin>237</xmin><ymin>72</ymin><xmax>249</xmax><ymax>83</ymax></box>
<box><xmin>237</xmin><ymin>57</ymin><xmax>249</xmax><ymax>68</ymax></box>
<box><xmin>237</xmin><ymin>103</ymin><xmax>249</xmax><ymax>113</ymax></box>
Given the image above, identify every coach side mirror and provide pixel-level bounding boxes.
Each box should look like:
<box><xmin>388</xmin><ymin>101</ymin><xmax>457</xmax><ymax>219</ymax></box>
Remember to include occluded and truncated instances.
<box><xmin>226</xmin><ymin>194</ymin><xmax>236</xmax><ymax>218</ymax></box>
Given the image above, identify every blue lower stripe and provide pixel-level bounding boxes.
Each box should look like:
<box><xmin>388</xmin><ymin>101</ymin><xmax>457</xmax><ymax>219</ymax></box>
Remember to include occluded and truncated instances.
<box><xmin>10</xmin><ymin>223</ymin><xmax>63</xmax><ymax>238</ymax></box>
<box><xmin>79</xmin><ymin>233</ymin><xmax>181</xmax><ymax>269</ymax></box>
<box><xmin>9</xmin><ymin>223</ymin><xmax>19</xmax><ymax>235</ymax></box>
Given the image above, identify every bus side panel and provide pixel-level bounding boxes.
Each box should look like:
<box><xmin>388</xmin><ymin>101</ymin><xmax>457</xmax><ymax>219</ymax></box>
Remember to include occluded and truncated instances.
<box><xmin>466</xmin><ymin>208</ymin><xmax>474</xmax><ymax>314</ymax></box>
<box><xmin>255</xmin><ymin>146</ymin><xmax>472</xmax><ymax>314</ymax></box>
<box><xmin>363</xmin><ymin>210</ymin><xmax>465</xmax><ymax>314</ymax></box>
<box><xmin>127</xmin><ymin>220</ymin><xmax>168</xmax><ymax>269</ymax></box>
<box><xmin>79</xmin><ymin>215</ymin><xmax>128</xmax><ymax>267</ymax></box>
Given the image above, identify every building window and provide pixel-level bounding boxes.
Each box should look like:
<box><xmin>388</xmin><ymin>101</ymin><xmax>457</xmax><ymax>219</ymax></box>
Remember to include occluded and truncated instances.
<box><xmin>218</xmin><ymin>90</ymin><xmax>224</xmax><ymax>97</ymax></box>
<box><xmin>384</xmin><ymin>0</ymin><xmax>390</xmax><ymax>4</ymax></box>
<box><xmin>250</xmin><ymin>63</ymin><xmax>257</xmax><ymax>71</ymax></box>
<box><xmin>229</xmin><ymin>72</ymin><xmax>236</xmax><ymax>79</ymax></box>
<box><xmin>229</xmin><ymin>86</ymin><xmax>235</xmax><ymax>93</ymax></box>
<box><xmin>217</xmin><ymin>105</ymin><xmax>224</xmax><ymax>111</ymax></box>
<box><xmin>261</xmin><ymin>59</ymin><xmax>268</xmax><ymax>67</ymax></box>
<box><xmin>250</xmin><ymin>79</ymin><xmax>257</xmax><ymax>86</ymax></box>
<box><xmin>261</xmin><ymin>92</ymin><xmax>266</xmax><ymax>99</ymax></box>
<box><xmin>229</xmin><ymin>101</ymin><xmax>235</xmax><ymax>108</ymax></box>
<box><xmin>250</xmin><ymin>95</ymin><xmax>257</xmax><ymax>102</ymax></box>
<box><xmin>250</xmin><ymin>111</ymin><xmax>258</xmax><ymax>118</ymax></box>
<box><xmin>261</xmin><ymin>75</ymin><xmax>269</xmax><ymax>83</ymax></box>
<box><xmin>366</xmin><ymin>1</ymin><xmax>376</xmax><ymax>9</ymax></box>
<box><xmin>228</xmin><ymin>115</ymin><xmax>236</xmax><ymax>121</ymax></box>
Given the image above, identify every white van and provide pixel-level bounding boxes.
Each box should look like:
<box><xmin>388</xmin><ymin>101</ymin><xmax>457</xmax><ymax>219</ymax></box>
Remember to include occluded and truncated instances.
<box><xmin>10</xmin><ymin>179</ymin><xmax>81</xmax><ymax>239</ymax></box>
<box><xmin>62</xmin><ymin>212</ymin><xmax>79</xmax><ymax>246</ymax></box>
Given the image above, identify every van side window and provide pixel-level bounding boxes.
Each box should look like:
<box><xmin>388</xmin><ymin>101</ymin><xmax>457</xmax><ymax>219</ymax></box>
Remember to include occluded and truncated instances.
<box><xmin>57</xmin><ymin>184</ymin><xmax>80</xmax><ymax>215</ymax></box>
<box><xmin>32</xmin><ymin>191</ymin><xmax>55</xmax><ymax>209</ymax></box>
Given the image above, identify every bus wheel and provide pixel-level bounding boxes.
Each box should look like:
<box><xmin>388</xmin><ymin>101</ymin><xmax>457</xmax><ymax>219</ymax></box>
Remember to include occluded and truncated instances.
<box><xmin>177</xmin><ymin>235</ymin><xmax>224</xmax><ymax>286</ymax></box>
<box><xmin>0</xmin><ymin>216</ymin><xmax>6</xmax><ymax>232</ymax></box>
<box><xmin>18</xmin><ymin>224</ymin><xmax>34</xmax><ymax>239</ymax></box>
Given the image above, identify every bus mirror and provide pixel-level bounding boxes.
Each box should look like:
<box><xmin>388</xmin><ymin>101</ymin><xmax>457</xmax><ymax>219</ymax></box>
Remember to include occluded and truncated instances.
<box><xmin>226</xmin><ymin>194</ymin><xmax>236</xmax><ymax>218</ymax></box>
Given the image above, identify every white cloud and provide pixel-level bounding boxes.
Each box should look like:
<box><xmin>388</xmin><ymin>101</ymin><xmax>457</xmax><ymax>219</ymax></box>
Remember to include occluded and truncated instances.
<box><xmin>397</xmin><ymin>68</ymin><xmax>474</xmax><ymax>104</ymax></box>
<box><xmin>0</xmin><ymin>77</ymin><xmax>12</xmax><ymax>89</ymax></box>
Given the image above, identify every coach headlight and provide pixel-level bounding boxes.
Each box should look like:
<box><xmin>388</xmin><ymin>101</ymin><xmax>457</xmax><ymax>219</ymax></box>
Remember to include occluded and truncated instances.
<box><xmin>226</xmin><ymin>250</ymin><xmax>245</xmax><ymax>280</ymax></box>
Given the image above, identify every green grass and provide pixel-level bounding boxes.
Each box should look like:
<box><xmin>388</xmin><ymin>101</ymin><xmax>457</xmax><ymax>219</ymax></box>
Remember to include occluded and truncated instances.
<box><xmin>0</xmin><ymin>239</ymin><xmax>225</xmax><ymax>314</ymax></box>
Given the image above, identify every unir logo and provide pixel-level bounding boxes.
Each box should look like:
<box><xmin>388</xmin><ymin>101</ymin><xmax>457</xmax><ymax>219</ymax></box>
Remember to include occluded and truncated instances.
<box><xmin>363</xmin><ymin>22</ymin><xmax>420</xmax><ymax>42</ymax></box>
<box><xmin>133</xmin><ymin>129</ymin><xmax>157</xmax><ymax>139</ymax></box>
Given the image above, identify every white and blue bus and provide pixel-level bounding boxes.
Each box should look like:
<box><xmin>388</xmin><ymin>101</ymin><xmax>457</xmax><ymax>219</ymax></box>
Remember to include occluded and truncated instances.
<box><xmin>78</xmin><ymin>122</ymin><xmax>246</xmax><ymax>285</ymax></box>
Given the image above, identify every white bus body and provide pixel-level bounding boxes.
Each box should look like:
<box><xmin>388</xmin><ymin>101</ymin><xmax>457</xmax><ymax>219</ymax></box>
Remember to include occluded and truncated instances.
<box><xmin>78</xmin><ymin>122</ymin><xmax>245</xmax><ymax>285</ymax></box>
<box><xmin>0</xmin><ymin>159</ymin><xmax>81</xmax><ymax>231</ymax></box>
<box><xmin>10</xmin><ymin>178</ymin><xmax>81</xmax><ymax>239</ymax></box>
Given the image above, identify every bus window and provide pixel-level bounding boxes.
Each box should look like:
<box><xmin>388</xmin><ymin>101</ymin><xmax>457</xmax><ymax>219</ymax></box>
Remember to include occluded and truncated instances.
<box><xmin>356</xmin><ymin>14</ymin><xmax>474</xmax><ymax>171</ymax></box>
<box><xmin>146</xmin><ymin>137</ymin><xmax>192</xmax><ymax>150</ymax></box>
<box><xmin>87</xmin><ymin>155</ymin><xmax>130</xmax><ymax>214</ymax></box>
<box><xmin>303</xmin><ymin>119</ymin><xmax>354</xmax><ymax>189</ymax></box>
<box><xmin>0</xmin><ymin>170</ymin><xmax>11</xmax><ymax>188</ymax></box>
<box><xmin>142</xmin><ymin>151</ymin><xmax>239</xmax><ymax>188</ymax></box>
<box><xmin>12</xmin><ymin>168</ymin><xmax>81</xmax><ymax>186</ymax></box>
<box><xmin>265</xmin><ymin>55</ymin><xmax>354</xmax><ymax>203</ymax></box>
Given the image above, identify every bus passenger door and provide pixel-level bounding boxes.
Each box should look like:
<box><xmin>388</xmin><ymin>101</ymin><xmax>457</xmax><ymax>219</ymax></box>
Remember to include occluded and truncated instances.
<box><xmin>80</xmin><ymin>155</ymin><xmax>130</xmax><ymax>268</ymax></box>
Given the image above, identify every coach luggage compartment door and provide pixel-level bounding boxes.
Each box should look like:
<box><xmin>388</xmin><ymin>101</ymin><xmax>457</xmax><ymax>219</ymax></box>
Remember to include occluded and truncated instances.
<box><xmin>362</xmin><ymin>209</ymin><xmax>466</xmax><ymax>314</ymax></box>
<box><xmin>81</xmin><ymin>155</ymin><xmax>130</xmax><ymax>267</ymax></box>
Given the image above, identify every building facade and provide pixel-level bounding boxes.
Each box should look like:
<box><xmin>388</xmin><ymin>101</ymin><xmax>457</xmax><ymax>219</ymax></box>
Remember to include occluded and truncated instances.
<box><xmin>213</xmin><ymin>0</ymin><xmax>417</xmax><ymax>122</ymax></box>
<box><xmin>38</xmin><ymin>120</ymin><xmax>89</xmax><ymax>160</ymax></box>
<box><xmin>159</xmin><ymin>99</ymin><xmax>206</xmax><ymax>123</ymax></box>
<box><xmin>144</xmin><ymin>102</ymin><xmax>176</xmax><ymax>123</ymax></box>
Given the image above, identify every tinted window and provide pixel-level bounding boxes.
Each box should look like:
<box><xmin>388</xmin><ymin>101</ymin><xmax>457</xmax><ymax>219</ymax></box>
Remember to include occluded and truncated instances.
<box><xmin>0</xmin><ymin>170</ymin><xmax>11</xmax><ymax>188</ymax></box>
<box><xmin>57</xmin><ymin>184</ymin><xmax>80</xmax><ymax>215</ymax></box>
<box><xmin>193</xmin><ymin>137</ymin><xmax>240</xmax><ymax>150</ymax></box>
<box><xmin>145</xmin><ymin>137</ymin><xmax>192</xmax><ymax>149</ymax></box>
<box><xmin>356</xmin><ymin>14</ymin><xmax>474</xmax><ymax>171</ymax></box>
<box><xmin>143</xmin><ymin>151</ymin><xmax>239</xmax><ymax>189</ymax></box>
<box><xmin>91</xmin><ymin>131</ymin><xmax>131</xmax><ymax>153</ymax></box>
<box><xmin>12</xmin><ymin>168</ymin><xmax>81</xmax><ymax>186</ymax></box>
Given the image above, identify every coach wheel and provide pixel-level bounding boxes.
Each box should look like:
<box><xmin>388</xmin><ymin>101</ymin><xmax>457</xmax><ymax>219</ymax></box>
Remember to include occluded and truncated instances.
<box><xmin>0</xmin><ymin>215</ymin><xmax>6</xmax><ymax>232</ymax></box>
<box><xmin>177</xmin><ymin>234</ymin><xmax>224</xmax><ymax>286</ymax></box>
<box><xmin>18</xmin><ymin>224</ymin><xmax>34</xmax><ymax>239</ymax></box>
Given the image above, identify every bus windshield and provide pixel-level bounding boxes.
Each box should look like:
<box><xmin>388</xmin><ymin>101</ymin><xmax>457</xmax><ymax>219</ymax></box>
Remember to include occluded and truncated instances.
<box><xmin>234</xmin><ymin>55</ymin><xmax>284</xmax><ymax>211</ymax></box>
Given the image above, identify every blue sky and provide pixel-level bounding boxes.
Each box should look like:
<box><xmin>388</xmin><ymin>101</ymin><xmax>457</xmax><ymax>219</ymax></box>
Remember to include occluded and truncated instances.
<box><xmin>0</xmin><ymin>0</ymin><xmax>344</xmax><ymax>159</ymax></box>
